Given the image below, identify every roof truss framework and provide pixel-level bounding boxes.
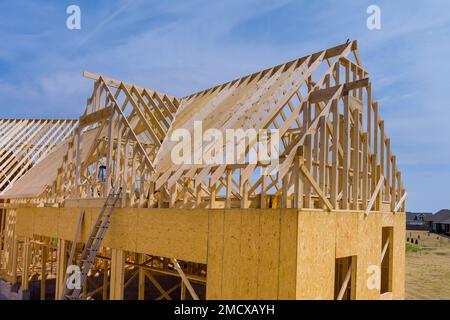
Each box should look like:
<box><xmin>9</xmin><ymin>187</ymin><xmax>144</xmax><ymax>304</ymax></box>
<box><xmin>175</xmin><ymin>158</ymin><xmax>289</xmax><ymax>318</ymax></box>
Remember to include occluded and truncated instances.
<box><xmin>4</xmin><ymin>41</ymin><xmax>406</xmax><ymax>213</ymax></box>
<box><xmin>52</xmin><ymin>73</ymin><xmax>180</xmax><ymax>203</ymax></box>
<box><xmin>148</xmin><ymin>41</ymin><xmax>406</xmax><ymax>212</ymax></box>
<box><xmin>0</xmin><ymin>119</ymin><xmax>77</xmax><ymax>194</ymax></box>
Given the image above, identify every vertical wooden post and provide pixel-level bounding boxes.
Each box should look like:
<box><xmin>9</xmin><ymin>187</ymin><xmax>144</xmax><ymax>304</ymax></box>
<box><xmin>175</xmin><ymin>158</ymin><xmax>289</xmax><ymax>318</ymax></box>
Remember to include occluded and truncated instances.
<box><xmin>330</xmin><ymin>100</ymin><xmax>339</xmax><ymax>208</ymax></box>
<box><xmin>102</xmin><ymin>260</ymin><xmax>109</xmax><ymax>300</ymax></box>
<box><xmin>390</xmin><ymin>156</ymin><xmax>397</xmax><ymax>212</ymax></box>
<box><xmin>319</xmin><ymin>116</ymin><xmax>326</xmax><ymax>194</ymax></box>
<box><xmin>40</xmin><ymin>242</ymin><xmax>47</xmax><ymax>300</ymax></box>
<box><xmin>240</xmin><ymin>170</ymin><xmax>249</xmax><ymax>209</ymax></box>
<box><xmin>334</xmin><ymin>61</ymin><xmax>340</xmax><ymax>85</ymax></box>
<box><xmin>195</xmin><ymin>184</ymin><xmax>202</xmax><ymax>208</ymax></box>
<box><xmin>130</xmin><ymin>147</ymin><xmax>138</xmax><ymax>206</ymax></box>
<box><xmin>182</xmin><ymin>178</ymin><xmax>189</xmax><ymax>206</ymax></box>
<box><xmin>303</xmin><ymin>101</ymin><xmax>311</xmax><ymax>208</ymax></box>
<box><xmin>342</xmin><ymin>95</ymin><xmax>350</xmax><ymax>209</ymax></box>
<box><xmin>397</xmin><ymin>172</ymin><xmax>402</xmax><ymax>212</ymax></box>
<box><xmin>313</xmin><ymin>104</ymin><xmax>320</xmax><ymax>181</ymax></box>
<box><xmin>105</xmin><ymin>112</ymin><xmax>114</xmax><ymax>197</ymax></box>
<box><xmin>55</xmin><ymin>239</ymin><xmax>67</xmax><ymax>300</ymax></box>
<box><xmin>294</xmin><ymin>147</ymin><xmax>304</xmax><ymax>209</ymax></box>
<box><xmin>352</xmin><ymin>64</ymin><xmax>357</xmax><ymax>97</ymax></box>
<box><xmin>352</xmin><ymin>108</ymin><xmax>360</xmax><ymax>210</ymax></box>
<box><xmin>225</xmin><ymin>170</ymin><xmax>232</xmax><ymax>209</ymax></box>
<box><xmin>74</xmin><ymin>127</ymin><xmax>82</xmax><ymax>195</ymax></box>
<box><xmin>379</xmin><ymin>121</ymin><xmax>385</xmax><ymax>199</ymax></box>
<box><xmin>121</xmin><ymin>132</ymin><xmax>130</xmax><ymax>207</ymax></box>
<box><xmin>362</xmin><ymin>133</ymin><xmax>369</xmax><ymax>208</ymax></box>
<box><xmin>114</xmin><ymin>119</ymin><xmax>123</xmax><ymax>188</ymax></box>
<box><xmin>282</xmin><ymin>174</ymin><xmax>289</xmax><ymax>209</ymax></box>
<box><xmin>260</xmin><ymin>174</ymin><xmax>267</xmax><ymax>209</ymax></box>
<box><xmin>209</xmin><ymin>179</ymin><xmax>216</xmax><ymax>209</ymax></box>
<box><xmin>372</xmin><ymin>103</ymin><xmax>379</xmax><ymax>195</ymax></box>
<box><xmin>304</xmin><ymin>135</ymin><xmax>312</xmax><ymax>208</ymax></box>
<box><xmin>367</xmin><ymin>86</ymin><xmax>372</xmax><ymax>147</ymax></box>
<box><xmin>169</xmin><ymin>184</ymin><xmax>177</xmax><ymax>208</ymax></box>
<box><xmin>10</xmin><ymin>238</ymin><xmax>18</xmax><ymax>282</ymax></box>
<box><xmin>137</xmin><ymin>169</ymin><xmax>145</xmax><ymax>208</ymax></box>
<box><xmin>109</xmin><ymin>249</ymin><xmax>125</xmax><ymax>300</ymax></box>
<box><xmin>138</xmin><ymin>253</ymin><xmax>145</xmax><ymax>300</ymax></box>
<box><xmin>21</xmin><ymin>238</ymin><xmax>31</xmax><ymax>292</ymax></box>
<box><xmin>385</xmin><ymin>139</ymin><xmax>391</xmax><ymax>202</ymax></box>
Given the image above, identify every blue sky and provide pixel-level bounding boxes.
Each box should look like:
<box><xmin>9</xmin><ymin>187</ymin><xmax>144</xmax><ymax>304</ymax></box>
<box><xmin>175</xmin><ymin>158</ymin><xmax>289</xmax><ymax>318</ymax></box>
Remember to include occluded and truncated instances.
<box><xmin>0</xmin><ymin>0</ymin><xmax>449</xmax><ymax>212</ymax></box>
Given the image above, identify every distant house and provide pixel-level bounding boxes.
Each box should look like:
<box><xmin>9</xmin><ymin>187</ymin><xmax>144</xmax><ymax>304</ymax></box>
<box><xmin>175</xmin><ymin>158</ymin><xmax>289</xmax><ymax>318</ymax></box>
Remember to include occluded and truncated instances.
<box><xmin>406</xmin><ymin>212</ymin><xmax>432</xmax><ymax>230</ymax></box>
<box><xmin>424</xmin><ymin>209</ymin><xmax>450</xmax><ymax>234</ymax></box>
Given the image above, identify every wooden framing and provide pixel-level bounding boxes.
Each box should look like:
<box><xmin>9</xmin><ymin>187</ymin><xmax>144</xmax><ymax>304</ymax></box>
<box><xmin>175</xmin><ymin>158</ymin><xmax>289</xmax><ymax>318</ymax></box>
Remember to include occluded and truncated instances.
<box><xmin>0</xmin><ymin>119</ymin><xmax>76</xmax><ymax>194</ymax></box>
<box><xmin>0</xmin><ymin>40</ymin><xmax>406</xmax><ymax>300</ymax></box>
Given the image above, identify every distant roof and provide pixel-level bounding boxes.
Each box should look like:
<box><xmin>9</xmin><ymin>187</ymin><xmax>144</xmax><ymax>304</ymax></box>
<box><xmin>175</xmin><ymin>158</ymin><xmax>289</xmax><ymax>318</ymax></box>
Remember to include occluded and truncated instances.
<box><xmin>425</xmin><ymin>209</ymin><xmax>450</xmax><ymax>223</ymax></box>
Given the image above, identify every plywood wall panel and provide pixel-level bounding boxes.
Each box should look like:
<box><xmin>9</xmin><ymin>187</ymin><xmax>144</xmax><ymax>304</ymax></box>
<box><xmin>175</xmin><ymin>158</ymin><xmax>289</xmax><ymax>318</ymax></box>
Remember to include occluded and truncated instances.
<box><xmin>278</xmin><ymin>209</ymin><xmax>298</xmax><ymax>299</ymax></box>
<box><xmin>335</xmin><ymin>212</ymin><xmax>358</xmax><ymax>258</ymax></box>
<box><xmin>239</xmin><ymin>210</ymin><xmax>260</xmax><ymax>299</ymax></box>
<box><xmin>16</xmin><ymin>207</ymin><xmax>209</xmax><ymax>264</ymax></box>
<box><xmin>206</xmin><ymin>209</ymin><xmax>225</xmax><ymax>299</ymax></box>
<box><xmin>296</xmin><ymin>211</ymin><xmax>336</xmax><ymax>299</ymax></box>
<box><xmin>257</xmin><ymin>210</ymin><xmax>280</xmax><ymax>299</ymax></box>
<box><xmin>355</xmin><ymin>212</ymin><xmax>381</xmax><ymax>299</ymax></box>
<box><xmin>392</xmin><ymin>212</ymin><xmax>405</xmax><ymax>299</ymax></box>
<box><xmin>221</xmin><ymin>210</ymin><xmax>242</xmax><ymax>299</ymax></box>
<box><xmin>14</xmin><ymin>207</ymin><xmax>405</xmax><ymax>300</ymax></box>
<box><xmin>104</xmin><ymin>209</ymin><xmax>138</xmax><ymax>252</ymax></box>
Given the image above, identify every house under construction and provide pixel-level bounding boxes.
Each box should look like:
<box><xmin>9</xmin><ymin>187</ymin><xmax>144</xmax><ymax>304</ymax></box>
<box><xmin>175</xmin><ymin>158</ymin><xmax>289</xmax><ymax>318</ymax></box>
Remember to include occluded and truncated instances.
<box><xmin>0</xmin><ymin>41</ymin><xmax>406</xmax><ymax>300</ymax></box>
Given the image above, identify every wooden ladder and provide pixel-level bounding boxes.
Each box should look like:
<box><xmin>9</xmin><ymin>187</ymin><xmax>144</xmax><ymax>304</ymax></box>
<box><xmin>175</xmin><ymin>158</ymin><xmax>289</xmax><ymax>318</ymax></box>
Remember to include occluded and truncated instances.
<box><xmin>63</xmin><ymin>188</ymin><xmax>122</xmax><ymax>300</ymax></box>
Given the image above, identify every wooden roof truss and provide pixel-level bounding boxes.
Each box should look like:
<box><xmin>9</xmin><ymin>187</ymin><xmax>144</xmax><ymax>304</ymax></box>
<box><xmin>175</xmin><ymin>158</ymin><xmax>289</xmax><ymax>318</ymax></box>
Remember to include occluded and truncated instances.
<box><xmin>49</xmin><ymin>73</ymin><xmax>180</xmax><ymax>204</ymax></box>
<box><xmin>9</xmin><ymin>41</ymin><xmax>406</xmax><ymax>213</ymax></box>
<box><xmin>0</xmin><ymin>119</ymin><xmax>77</xmax><ymax>194</ymax></box>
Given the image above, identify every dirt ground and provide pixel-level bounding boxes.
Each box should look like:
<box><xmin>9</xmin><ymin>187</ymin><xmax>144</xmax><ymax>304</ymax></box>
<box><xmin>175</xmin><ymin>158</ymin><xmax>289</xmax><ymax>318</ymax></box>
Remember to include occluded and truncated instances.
<box><xmin>405</xmin><ymin>230</ymin><xmax>450</xmax><ymax>300</ymax></box>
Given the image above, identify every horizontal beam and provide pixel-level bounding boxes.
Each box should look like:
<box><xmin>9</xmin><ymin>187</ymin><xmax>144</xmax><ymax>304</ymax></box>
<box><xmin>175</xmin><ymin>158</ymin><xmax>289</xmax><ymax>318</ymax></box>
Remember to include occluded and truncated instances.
<box><xmin>79</xmin><ymin>106</ymin><xmax>113</xmax><ymax>127</ymax></box>
<box><xmin>309</xmin><ymin>78</ymin><xmax>369</xmax><ymax>103</ymax></box>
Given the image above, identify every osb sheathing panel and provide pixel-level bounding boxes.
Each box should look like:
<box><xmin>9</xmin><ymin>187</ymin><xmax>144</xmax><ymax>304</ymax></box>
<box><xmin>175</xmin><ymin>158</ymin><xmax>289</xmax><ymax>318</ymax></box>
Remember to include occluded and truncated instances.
<box><xmin>295</xmin><ymin>210</ymin><xmax>404</xmax><ymax>300</ymax></box>
<box><xmin>392</xmin><ymin>212</ymin><xmax>405</xmax><ymax>299</ymax></box>
<box><xmin>238</xmin><ymin>209</ymin><xmax>260</xmax><ymax>299</ymax></box>
<box><xmin>14</xmin><ymin>207</ymin><xmax>405</xmax><ymax>300</ymax></box>
<box><xmin>335</xmin><ymin>212</ymin><xmax>358</xmax><ymax>258</ymax></box>
<box><xmin>355</xmin><ymin>212</ymin><xmax>382</xmax><ymax>299</ymax></box>
<box><xmin>206</xmin><ymin>210</ymin><xmax>225</xmax><ymax>299</ymax></box>
<box><xmin>206</xmin><ymin>209</ymin><xmax>298</xmax><ymax>300</ymax></box>
<box><xmin>296</xmin><ymin>210</ymin><xmax>336</xmax><ymax>299</ymax></box>
<box><xmin>15</xmin><ymin>207</ymin><xmax>209</xmax><ymax>264</ymax></box>
<box><xmin>277</xmin><ymin>209</ymin><xmax>298</xmax><ymax>299</ymax></box>
<box><xmin>380</xmin><ymin>210</ymin><xmax>406</xmax><ymax>299</ymax></box>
